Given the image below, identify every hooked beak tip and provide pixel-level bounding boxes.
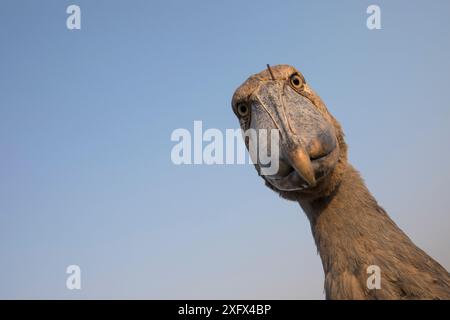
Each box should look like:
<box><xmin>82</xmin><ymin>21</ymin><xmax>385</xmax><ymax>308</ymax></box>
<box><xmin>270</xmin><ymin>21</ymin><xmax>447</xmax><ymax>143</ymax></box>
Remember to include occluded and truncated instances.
<box><xmin>288</xmin><ymin>147</ymin><xmax>317</xmax><ymax>187</ymax></box>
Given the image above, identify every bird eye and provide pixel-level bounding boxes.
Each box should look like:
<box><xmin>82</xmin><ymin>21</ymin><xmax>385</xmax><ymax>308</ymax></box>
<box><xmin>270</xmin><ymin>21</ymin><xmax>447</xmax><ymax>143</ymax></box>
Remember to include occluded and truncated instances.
<box><xmin>237</xmin><ymin>103</ymin><xmax>249</xmax><ymax>117</ymax></box>
<box><xmin>290</xmin><ymin>74</ymin><xmax>304</xmax><ymax>90</ymax></box>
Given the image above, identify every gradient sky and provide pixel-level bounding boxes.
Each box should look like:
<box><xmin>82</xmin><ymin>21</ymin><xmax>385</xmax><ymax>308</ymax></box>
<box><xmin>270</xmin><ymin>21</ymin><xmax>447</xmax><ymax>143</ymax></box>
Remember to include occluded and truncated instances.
<box><xmin>1</xmin><ymin>0</ymin><xmax>449</xmax><ymax>299</ymax></box>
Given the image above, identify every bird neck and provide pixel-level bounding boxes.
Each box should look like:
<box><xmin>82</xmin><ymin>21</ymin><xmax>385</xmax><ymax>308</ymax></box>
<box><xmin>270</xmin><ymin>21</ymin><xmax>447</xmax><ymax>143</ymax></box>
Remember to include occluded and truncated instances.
<box><xmin>298</xmin><ymin>164</ymin><xmax>420</xmax><ymax>298</ymax></box>
<box><xmin>300</xmin><ymin>164</ymin><xmax>385</xmax><ymax>264</ymax></box>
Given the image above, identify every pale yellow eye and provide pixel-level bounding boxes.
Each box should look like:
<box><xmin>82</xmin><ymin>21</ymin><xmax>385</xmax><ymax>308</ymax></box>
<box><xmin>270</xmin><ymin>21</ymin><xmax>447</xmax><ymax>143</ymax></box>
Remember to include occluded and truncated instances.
<box><xmin>290</xmin><ymin>74</ymin><xmax>304</xmax><ymax>89</ymax></box>
<box><xmin>237</xmin><ymin>103</ymin><xmax>249</xmax><ymax>117</ymax></box>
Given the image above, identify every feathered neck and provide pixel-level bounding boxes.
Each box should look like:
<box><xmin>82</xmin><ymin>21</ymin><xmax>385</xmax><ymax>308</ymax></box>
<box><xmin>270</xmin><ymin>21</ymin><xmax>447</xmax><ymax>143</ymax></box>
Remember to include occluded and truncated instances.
<box><xmin>298</xmin><ymin>164</ymin><xmax>450</xmax><ymax>299</ymax></box>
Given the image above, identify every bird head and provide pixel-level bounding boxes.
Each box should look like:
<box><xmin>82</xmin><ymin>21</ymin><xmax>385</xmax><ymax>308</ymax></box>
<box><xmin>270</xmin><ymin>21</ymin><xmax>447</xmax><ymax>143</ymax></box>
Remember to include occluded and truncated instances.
<box><xmin>232</xmin><ymin>64</ymin><xmax>348</xmax><ymax>200</ymax></box>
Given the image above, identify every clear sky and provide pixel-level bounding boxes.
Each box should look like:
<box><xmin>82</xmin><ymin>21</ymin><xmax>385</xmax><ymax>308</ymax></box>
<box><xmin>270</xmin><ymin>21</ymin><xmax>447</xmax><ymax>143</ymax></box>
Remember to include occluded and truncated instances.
<box><xmin>1</xmin><ymin>0</ymin><xmax>450</xmax><ymax>299</ymax></box>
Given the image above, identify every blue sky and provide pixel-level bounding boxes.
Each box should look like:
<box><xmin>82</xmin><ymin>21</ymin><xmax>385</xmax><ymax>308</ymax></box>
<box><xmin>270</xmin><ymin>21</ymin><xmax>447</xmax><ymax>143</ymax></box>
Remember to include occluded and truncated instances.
<box><xmin>1</xmin><ymin>0</ymin><xmax>450</xmax><ymax>298</ymax></box>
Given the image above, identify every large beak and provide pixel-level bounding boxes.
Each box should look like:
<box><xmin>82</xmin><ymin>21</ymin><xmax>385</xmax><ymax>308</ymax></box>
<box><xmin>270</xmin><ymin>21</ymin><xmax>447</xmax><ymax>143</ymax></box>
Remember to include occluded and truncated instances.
<box><xmin>288</xmin><ymin>147</ymin><xmax>316</xmax><ymax>187</ymax></box>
